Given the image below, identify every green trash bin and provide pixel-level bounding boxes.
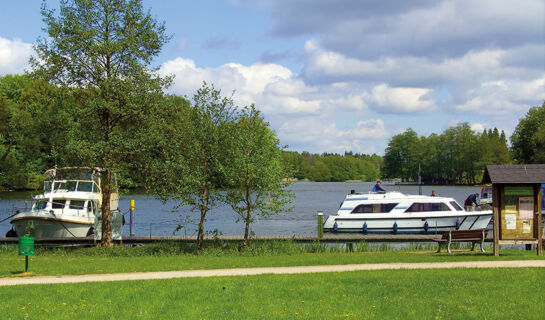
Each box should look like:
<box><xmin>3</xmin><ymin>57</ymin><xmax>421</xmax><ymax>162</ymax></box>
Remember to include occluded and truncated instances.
<box><xmin>19</xmin><ymin>237</ymin><xmax>35</xmax><ymax>256</ymax></box>
<box><xmin>19</xmin><ymin>237</ymin><xmax>34</xmax><ymax>272</ymax></box>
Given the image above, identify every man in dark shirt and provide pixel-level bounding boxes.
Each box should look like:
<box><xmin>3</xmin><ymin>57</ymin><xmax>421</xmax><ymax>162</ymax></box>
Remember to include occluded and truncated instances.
<box><xmin>372</xmin><ymin>180</ymin><xmax>385</xmax><ymax>193</ymax></box>
<box><xmin>464</xmin><ymin>193</ymin><xmax>479</xmax><ymax>211</ymax></box>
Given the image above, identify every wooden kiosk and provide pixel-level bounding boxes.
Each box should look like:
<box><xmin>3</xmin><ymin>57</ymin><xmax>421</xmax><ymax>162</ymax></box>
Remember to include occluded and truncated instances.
<box><xmin>482</xmin><ymin>165</ymin><xmax>544</xmax><ymax>256</ymax></box>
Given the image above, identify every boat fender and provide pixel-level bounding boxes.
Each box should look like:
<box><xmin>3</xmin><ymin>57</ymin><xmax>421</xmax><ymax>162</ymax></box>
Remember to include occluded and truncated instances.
<box><xmin>362</xmin><ymin>222</ymin><xmax>368</xmax><ymax>233</ymax></box>
<box><xmin>333</xmin><ymin>221</ymin><xmax>338</xmax><ymax>232</ymax></box>
<box><xmin>424</xmin><ymin>221</ymin><xmax>429</xmax><ymax>232</ymax></box>
<box><xmin>5</xmin><ymin>228</ymin><xmax>17</xmax><ymax>237</ymax></box>
<box><xmin>393</xmin><ymin>222</ymin><xmax>398</xmax><ymax>234</ymax></box>
<box><xmin>455</xmin><ymin>219</ymin><xmax>461</xmax><ymax>230</ymax></box>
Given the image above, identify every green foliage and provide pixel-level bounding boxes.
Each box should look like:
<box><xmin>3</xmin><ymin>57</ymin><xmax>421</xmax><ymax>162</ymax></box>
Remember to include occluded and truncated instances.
<box><xmin>223</xmin><ymin>105</ymin><xmax>294</xmax><ymax>248</ymax></box>
<box><xmin>0</xmin><ymin>74</ymin><xmax>71</xmax><ymax>190</ymax></box>
<box><xmin>511</xmin><ymin>102</ymin><xmax>545</xmax><ymax>164</ymax></box>
<box><xmin>32</xmin><ymin>0</ymin><xmax>172</xmax><ymax>246</ymax></box>
<box><xmin>383</xmin><ymin>124</ymin><xmax>511</xmax><ymax>184</ymax></box>
<box><xmin>281</xmin><ymin>151</ymin><xmax>383</xmax><ymax>182</ymax></box>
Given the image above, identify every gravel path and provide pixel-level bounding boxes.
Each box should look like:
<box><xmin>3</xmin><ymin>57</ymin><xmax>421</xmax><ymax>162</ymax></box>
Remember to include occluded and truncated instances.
<box><xmin>2</xmin><ymin>260</ymin><xmax>544</xmax><ymax>287</ymax></box>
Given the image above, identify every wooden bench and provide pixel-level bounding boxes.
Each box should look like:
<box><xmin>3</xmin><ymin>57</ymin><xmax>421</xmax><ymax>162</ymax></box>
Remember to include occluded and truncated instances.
<box><xmin>434</xmin><ymin>229</ymin><xmax>488</xmax><ymax>253</ymax></box>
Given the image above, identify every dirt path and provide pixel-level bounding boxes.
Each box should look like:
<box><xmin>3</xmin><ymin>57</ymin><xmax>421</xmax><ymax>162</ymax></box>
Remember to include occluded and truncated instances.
<box><xmin>2</xmin><ymin>260</ymin><xmax>544</xmax><ymax>287</ymax></box>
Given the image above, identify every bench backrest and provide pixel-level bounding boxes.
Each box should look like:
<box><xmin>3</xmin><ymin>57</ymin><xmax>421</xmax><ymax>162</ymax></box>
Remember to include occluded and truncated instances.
<box><xmin>441</xmin><ymin>229</ymin><xmax>488</xmax><ymax>240</ymax></box>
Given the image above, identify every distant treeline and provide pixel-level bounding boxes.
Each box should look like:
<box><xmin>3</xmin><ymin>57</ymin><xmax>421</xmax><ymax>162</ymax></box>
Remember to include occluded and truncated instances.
<box><xmin>382</xmin><ymin>125</ymin><xmax>511</xmax><ymax>185</ymax></box>
<box><xmin>282</xmin><ymin>151</ymin><xmax>383</xmax><ymax>182</ymax></box>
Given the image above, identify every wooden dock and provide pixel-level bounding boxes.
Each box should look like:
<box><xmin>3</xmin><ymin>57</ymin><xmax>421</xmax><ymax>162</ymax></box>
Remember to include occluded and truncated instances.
<box><xmin>0</xmin><ymin>233</ymin><xmax>485</xmax><ymax>245</ymax></box>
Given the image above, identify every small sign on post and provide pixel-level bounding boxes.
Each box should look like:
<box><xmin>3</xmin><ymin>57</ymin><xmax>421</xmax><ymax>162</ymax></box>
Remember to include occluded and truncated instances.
<box><xmin>18</xmin><ymin>236</ymin><xmax>34</xmax><ymax>272</ymax></box>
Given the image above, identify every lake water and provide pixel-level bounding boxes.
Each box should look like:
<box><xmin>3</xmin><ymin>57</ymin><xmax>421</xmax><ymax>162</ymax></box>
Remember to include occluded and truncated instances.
<box><xmin>0</xmin><ymin>182</ymin><xmax>484</xmax><ymax>237</ymax></box>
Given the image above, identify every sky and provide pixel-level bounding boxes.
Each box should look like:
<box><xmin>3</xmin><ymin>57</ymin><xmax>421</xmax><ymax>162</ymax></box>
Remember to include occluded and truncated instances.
<box><xmin>0</xmin><ymin>0</ymin><xmax>544</xmax><ymax>155</ymax></box>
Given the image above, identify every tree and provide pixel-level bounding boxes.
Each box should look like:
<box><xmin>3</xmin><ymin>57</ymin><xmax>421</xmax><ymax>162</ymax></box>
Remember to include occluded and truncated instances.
<box><xmin>383</xmin><ymin>129</ymin><xmax>421</xmax><ymax>181</ymax></box>
<box><xmin>157</xmin><ymin>83</ymin><xmax>235</xmax><ymax>250</ymax></box>
<box><xmin>511</xmin><ymin>102</ymin><xmax>545</xmax><ymax>164</ymax></box>
<box><xmin>32</xmin><ymin>0</ymin><xmax>171</xmax><ymax>246</ymax></box>
<box><xmin>224</xmin><ymin>106</ymin><xmax>294</xmax><ymax>248</ymax></box>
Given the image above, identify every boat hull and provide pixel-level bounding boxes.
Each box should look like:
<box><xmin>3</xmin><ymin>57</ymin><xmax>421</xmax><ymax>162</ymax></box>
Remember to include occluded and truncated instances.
<box><xmin>323</xmin><ymin>211</ymin><xmax>493</xmax><ymax>234</ymax></box>
<box><xmin>11</xmin><ymin>216</ymin><xmax>93</xmax><ymax>238</ymax></box>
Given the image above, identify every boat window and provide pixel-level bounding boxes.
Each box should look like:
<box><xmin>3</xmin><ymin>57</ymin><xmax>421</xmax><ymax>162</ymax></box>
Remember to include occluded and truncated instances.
<box><xmin>87</xmin><ymin>201</ymin><xmax>97</xmax><ymax>213</ymax></box>
<box><xmin>69</xmin><ymin>200</ymin><xmax>85</xmax><ymax>210</ymax></box>
<box><xmin>351</xmin><ymin>203</ymin><xmax>398</xmax><ymax>213</ymax></box>
<box><xmin>78</xmin><ymin>182</ymin><xmax>93</xmax><ymax>192</ymax></box>
<box><xmin>66</xmin><ymin>181</ymin><xmax>77</xmax><ymax>191</ymax></box>
<box><xmin>34</xmin><ymin>200</ymin><xmax>47</xmax><ymax>210</ymax></box>
<box><xmin>43</xmin><ymin>182</ymin><xmax>51</xmax><ymax>192</ymax></box>
<box><xmin>405</xmin><ymin>202</ymin><xmax>451</xmax><ymax>212</ymax></box>
<box><xmin>450</xmin><ymin>201</ymin><xmax>463</xmax><ymax>211</ymax></box>
<box><xmin>55</xmin><ymin>182</ymin><xmax>66</xmax><ymax>191</ymax></box>
<box><xmin>52</xmin><ymin>200</ymin><xmax>66</xmax><ymax>209</ymax></box>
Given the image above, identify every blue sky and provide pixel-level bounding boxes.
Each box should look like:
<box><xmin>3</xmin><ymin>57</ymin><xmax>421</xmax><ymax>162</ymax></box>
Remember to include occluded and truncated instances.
<box><xmin>0</xmin><ymin>0</ymin><xmax>544</xmax><ymax>155</ymax></box>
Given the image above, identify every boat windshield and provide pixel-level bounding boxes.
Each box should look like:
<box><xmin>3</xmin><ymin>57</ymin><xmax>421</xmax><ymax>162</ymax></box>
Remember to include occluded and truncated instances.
<box><xmin>66</xmin><ymin>181</ymin><xmax>77</xmax><ymax>191</ymax></box>
<box><xmin>450</xmin><ymin>201</ymin><xmax>463</xmax><ymax>211</ymax></box>
<box><xmin>77</xmin><ymin>181</ymin><xmax>94</xmax><ymax>192</ymax></box>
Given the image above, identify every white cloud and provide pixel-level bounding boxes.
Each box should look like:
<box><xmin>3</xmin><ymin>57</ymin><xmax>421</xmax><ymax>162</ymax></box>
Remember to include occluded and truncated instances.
<box><xmin>279</xmin><ymin>118</ymin><xmax>389</xmax><ymax>154</ymax></box>
<box><xmin>0</xmin><ymin>37</ymin><xmax>33</xmax><ymax>75</ymax></box>
<box><xmin>369</xmin><ymin>84</ymin><xmax>435</xmax><ymax>113</ymax></box>
<box><xmin>454</xmin><ymin>76</ymin><xmax>545</xmax><ymax>115</ymax></box>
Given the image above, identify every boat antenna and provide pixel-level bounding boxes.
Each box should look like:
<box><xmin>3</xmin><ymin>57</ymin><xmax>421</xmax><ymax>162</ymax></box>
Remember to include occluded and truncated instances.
<box><xmin>418</xmin><ymin>163</ymin><xmax>422</xmax><ymax>195</ymax></box>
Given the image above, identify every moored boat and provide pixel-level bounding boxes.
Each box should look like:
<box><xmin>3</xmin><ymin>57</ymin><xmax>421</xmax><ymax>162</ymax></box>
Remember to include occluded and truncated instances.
<box><xmin>323</xmin><ymin>190</ymin><xmax>492</xmax><ymax>234</ymax></box>
<box><xmin>8</xmin><ymin>167</ymin><xmax>118</xmax><ymax>238</ymax></box>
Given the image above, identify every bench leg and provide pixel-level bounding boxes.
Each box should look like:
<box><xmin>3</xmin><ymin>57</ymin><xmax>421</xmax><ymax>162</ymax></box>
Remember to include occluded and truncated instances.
<box><xmin>480</xmin><ymin>238</ymin><xmax>485</xmax><ymax>253</ymax></box>
<box><xmin>471</xmin><ymin>242</ymin><xmax>476</xmax><ymax>251</ymax></box>
<box><xmin>447</xmin><ymin>241</ymin><xmax>451</xmax><ymax>254</ymax></box>
<box><xmin>436</xmin><ymin>243</ymin><xmax>442</xmax><ymax>253</ymax></box>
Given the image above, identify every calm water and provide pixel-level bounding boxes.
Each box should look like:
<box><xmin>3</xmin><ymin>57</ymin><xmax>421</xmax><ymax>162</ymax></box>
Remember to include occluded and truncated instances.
<box><xmin>0</xmin><ymin>182</ymin><xmax>483</xmax><ymax>237</ymax></box>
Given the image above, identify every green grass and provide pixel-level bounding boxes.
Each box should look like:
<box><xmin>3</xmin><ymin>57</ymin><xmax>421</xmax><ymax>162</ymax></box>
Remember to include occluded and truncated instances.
<box><xmin>0</xmin><ymin>241</ymin><xmax>543</xmax><ymax>277</ymax></box>
<box><xmin>1</xmin><ymin>268</ymin><xmax>544</xmax><ymax>319</ymax></box>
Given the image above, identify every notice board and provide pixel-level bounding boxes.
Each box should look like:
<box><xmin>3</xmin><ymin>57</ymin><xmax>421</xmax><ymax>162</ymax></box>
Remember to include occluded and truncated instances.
<box><xmin>500</xmin><ymin>185</ymin><xmax>536</xmax><ymax>240</ymax></box>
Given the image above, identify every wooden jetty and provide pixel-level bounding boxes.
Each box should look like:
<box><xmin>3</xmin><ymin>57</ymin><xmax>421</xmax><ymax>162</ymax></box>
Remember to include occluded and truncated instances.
<box><xmin>0</xmin><ymin>233</ymin><xmax>491</xmax><ymax>245</ymax></box>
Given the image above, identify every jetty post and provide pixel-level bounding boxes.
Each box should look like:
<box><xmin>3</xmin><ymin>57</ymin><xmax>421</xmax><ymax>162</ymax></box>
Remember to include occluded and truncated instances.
<box><xmin>130</xmin><ymin>199</ymin><xmax>135</xmax><ymax>237</ymax></box>
<box><xmin>317</xmin><ymin>211</ymin><xmax>324</xmax><ymax>240</ymax></box>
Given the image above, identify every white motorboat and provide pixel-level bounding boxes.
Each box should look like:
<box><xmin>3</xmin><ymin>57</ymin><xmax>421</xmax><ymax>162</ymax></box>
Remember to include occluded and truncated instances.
<box><xmin>323</xmin><ymin>190</ymin><xmax>492</xmax><ymax>234</ymax></box>
<box><xmin>8</xmin><ymin>167</ymin><xmax>118</xmax><ymax>238</ymax></box>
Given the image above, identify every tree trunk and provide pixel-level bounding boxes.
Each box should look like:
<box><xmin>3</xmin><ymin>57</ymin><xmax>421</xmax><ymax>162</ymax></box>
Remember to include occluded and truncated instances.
<box><xmin>242</xmin><ymin>185</ymin><xmax>251</xmax><ymax>249</ymax></box>
<box><xmin>100</xmin><ymin>170</ymin><xmax>113</xmax><ymax>247</ymax></box>
<box><xmin>196</xmin><ymin>183</ymin><xmax>207</xmax><ymax>250</ymax></box>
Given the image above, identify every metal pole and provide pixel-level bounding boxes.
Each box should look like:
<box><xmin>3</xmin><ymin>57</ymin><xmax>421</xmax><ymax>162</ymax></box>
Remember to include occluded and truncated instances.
<box><xmin>130</xmin><ymin>199</ymin><xmax>135</xmax><ymax>237</ymax></box>
<box><xmin>317</xmin><ymin>211</ymin><xmax>323</xmax><ymax>240</ymax></box>
<box><xmin>25</xmin><ymin>256</ymin><xmax>28</xmax><ymax>272</ymax></box>
<box><xmin>418</xmin><ymin>163</ymin><xmax>422</xmax><ymax>195</ymax></box>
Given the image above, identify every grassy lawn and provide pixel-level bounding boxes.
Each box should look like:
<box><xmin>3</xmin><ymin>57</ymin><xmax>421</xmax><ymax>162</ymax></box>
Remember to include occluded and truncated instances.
<box><xmin>0</xmin><ymin>241</ymin><xmax>543</xmax><ymax>277</ymax></box>
<box><xmin>1</xmin><ymin>268</ymin><xmax>544</xmax><ymax>319</ymax></box>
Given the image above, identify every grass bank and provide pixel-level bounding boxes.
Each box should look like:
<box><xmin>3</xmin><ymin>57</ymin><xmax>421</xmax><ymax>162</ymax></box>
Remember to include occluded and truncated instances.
<box><xmin>1</xmin><ymin>240</ymin><xmax>543</xmax><ymax>277</ymax></box>
<box><xmin>2</xmin><ymin>268</ymin><xmax>544</xmax><ymax>319</ymax></box>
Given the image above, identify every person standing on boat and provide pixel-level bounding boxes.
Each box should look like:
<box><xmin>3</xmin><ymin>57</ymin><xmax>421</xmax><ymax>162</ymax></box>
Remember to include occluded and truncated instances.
<box><xmin>431</xmin><ymin>190</ymin><xmax>437</xmax><ymax>197</ymax></box>
<box><xmin>372</xmin><ymin>180</ymin><xmax>386</xmax><ymax>193</ymax></box>
<box><xmin>464</xmin><ymin>193</ymin><xmax>480</xmax><ymax>211</ymax></box>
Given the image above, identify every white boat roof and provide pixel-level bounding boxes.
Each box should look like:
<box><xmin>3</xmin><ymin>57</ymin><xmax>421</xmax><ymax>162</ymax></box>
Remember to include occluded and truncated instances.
<box><xmin>344</xmin><ymin>191</ymin><xmax>455</xmax><ymax>202</ymax></box>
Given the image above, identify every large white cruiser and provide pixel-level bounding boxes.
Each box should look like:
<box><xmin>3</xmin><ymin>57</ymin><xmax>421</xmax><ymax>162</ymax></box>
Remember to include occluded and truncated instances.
<box><xmin>323</xmin><ymin>190</ymin><xmax>492</xmax><ymax>233</ymax></box>
<box><xmin>8</xmin><ymin>167</ymin><xmax>118</xmax><ymax>238</ymax></box>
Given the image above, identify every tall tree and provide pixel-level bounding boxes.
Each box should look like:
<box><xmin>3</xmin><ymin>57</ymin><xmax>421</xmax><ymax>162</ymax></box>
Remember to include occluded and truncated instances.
<box><xmin>32</xmin><ymin>0</ymin><xmax>171</xmax><ymax>246</ymax></box>
<box><xmin>224</xmin><ymin>106</ymin><xmax>294</xmax><ymax>248</ymax></box>
<box><xmin>511</xmin><ymin>102</ymin><xmax>545</xmax><ymax>164</ymax></box>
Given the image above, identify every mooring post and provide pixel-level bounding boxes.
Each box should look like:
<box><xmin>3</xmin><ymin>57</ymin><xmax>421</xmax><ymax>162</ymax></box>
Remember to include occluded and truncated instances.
<box><xmin>130</xmin><ymin>199</ymin><xmax>135</xmax><ymax>237</ymax></box>
<box><xmin>317</xmin><ymin>211</ymin><xmax>323</xmax><ymax>240</ymax></box>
